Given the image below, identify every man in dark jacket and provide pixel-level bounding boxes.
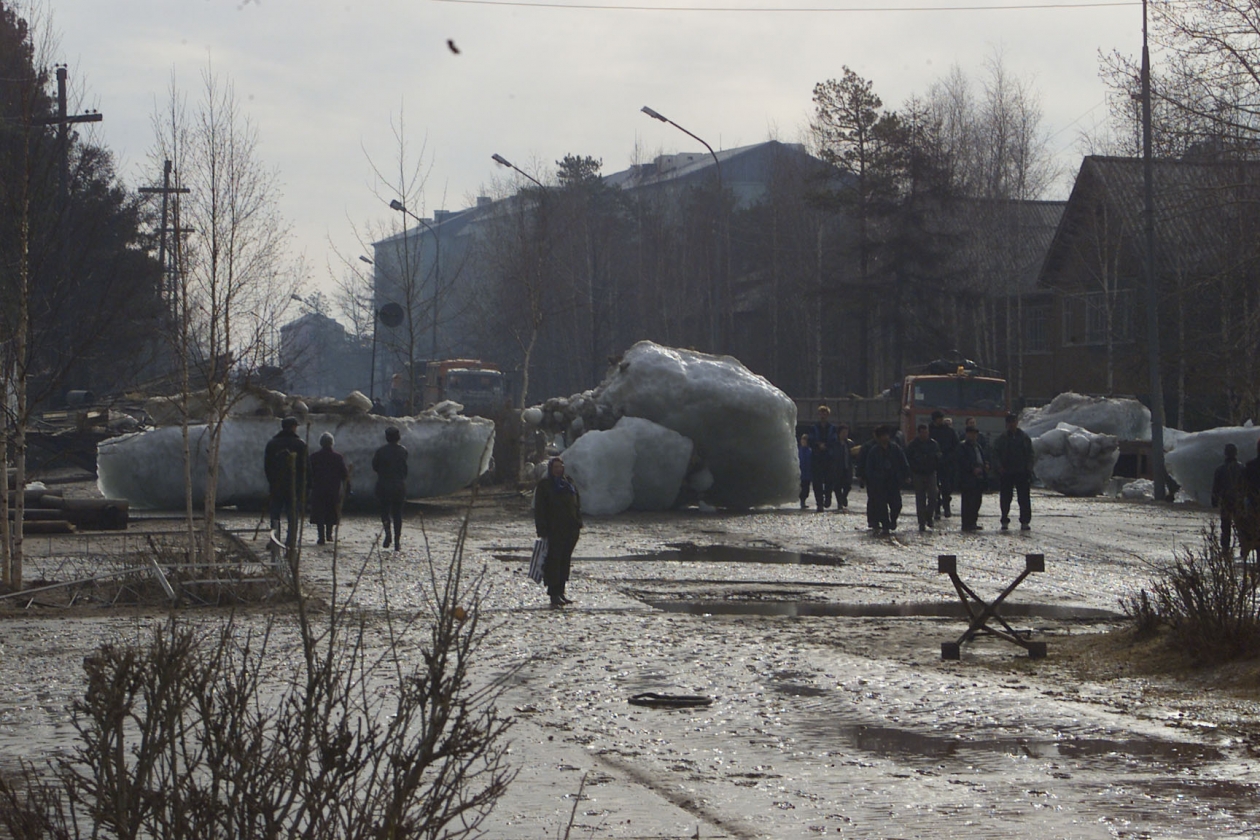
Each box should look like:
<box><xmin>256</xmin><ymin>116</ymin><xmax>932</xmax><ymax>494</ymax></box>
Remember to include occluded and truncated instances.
<box><xmin>993</xmin><ymin>413</ymin><xmax>1035</xmax><ymax>531</ymax></box>
<box><xmin>862</xmin><ymin>425</ymin><xmax>910</xmax><ymax>534</ymax></box>
<box><xmin>264</xmin><ymin>416</ymin><xmax>309</xmax><ymax>549</ymax></box>
<box><xmin>807</xmin><ymin>405</ymin><xmax>840</xmax><ymax>511</ymax></box>
<box><xmin>534</xmin><ymin>457</ymin><xmax>582</xmax><ymax>608</ymax></box>
<box><xmin>905</xmin><ymin>424</ymin><xmax>942</xmax><ymax>532</ymax></box>
<box><xmin>798</xmin><ymin>434</ymin><xmax>812</xmax><ymax>510</ymax></box>
<box><xmin>1213</xmin><ymin>443</ymin><xmax>1245</xmax><ymax>553</ymax></box>
<box><xmin>956</xmin><ymin>425</ymin><xmax>989</xmax><ymax>532</ymax></box>
<box><xmin>833</xmin><ymin>422</ymin><xmax>855</xmax><ymax>512</ymax></box>
<box><xmin>372</xmin><ymin>426</ymin><xmax>409</xmax><ymax>551</ymax></box>
<box><xmin>1243</xmin><ymin>439</ymin><xmax>1260</xmax><ymax>562</ymax></box>
<box><xmin>929</xmin><ymin>411</ymin><xmax>958</xmax><ymax>521</ymax></box>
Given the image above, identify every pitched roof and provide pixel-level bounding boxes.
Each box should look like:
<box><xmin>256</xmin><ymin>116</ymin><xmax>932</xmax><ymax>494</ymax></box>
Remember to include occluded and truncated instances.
<box><xmin>1042</xmin><ymin>155</ymin><xmax>1260</xmax><ymax>282</ymax></box>
<box><xmin>602</xmin><ymin>141</ymin><xmax>809</xmax><ymax>189</ymax></box>
<box><xmin>925</xmin><ymin>198</ymin><xmax>1066</xmax><ymax>294</ymax></box>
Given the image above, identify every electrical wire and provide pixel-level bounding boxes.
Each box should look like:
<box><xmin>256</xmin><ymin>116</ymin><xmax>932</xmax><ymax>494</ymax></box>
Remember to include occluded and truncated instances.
<box><xmin>431</xmin><ymin>0</ymin><xmax>1138</xmax><ymax>11</ymax></box>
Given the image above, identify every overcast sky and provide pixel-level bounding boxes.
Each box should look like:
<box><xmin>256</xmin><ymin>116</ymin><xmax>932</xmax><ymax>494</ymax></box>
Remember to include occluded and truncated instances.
<box><xmin>45</xmin><ymin>0</ymin><xmax>1141</xmax><ymax>301</ymax></box>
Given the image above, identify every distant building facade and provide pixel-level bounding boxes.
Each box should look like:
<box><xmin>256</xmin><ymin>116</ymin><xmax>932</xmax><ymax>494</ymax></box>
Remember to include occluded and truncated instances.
<box><xmin>1019</xmin><ymin>156</ymin><xmax>1260</xmax><ymax>428</ymax></box>
<box><xmin>279</xmin><ymin>311</ymin><xmax>371</xmax><ymax>399</ymax></box>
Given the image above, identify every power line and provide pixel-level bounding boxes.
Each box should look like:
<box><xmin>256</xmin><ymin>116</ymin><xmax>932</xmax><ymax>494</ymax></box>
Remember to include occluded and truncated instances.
<box><xmin>431</xmin><ymin>0</ymin><xmax>1137</xmax><ymax>11</ymax></box>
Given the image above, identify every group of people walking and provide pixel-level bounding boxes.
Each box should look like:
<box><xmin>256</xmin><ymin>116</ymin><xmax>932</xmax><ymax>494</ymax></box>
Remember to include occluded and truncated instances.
<box><xmin>1212</xmin><ymin>438</ymin><xmax>1260</xmax><ymax>558</ymax></box>
<box><xmin>798</xmin><ymin>405</ymin><xmax>854</xmax><ymax>512</ymax></box>
<box><xmin>262</xmin><ymin>417</ymin><xmax>410</xmax><ymax>552</ymax></box>
<box><xmin>797</xmin><ymin>406</ymin><xmax>1036</xmax><ymax>535</ymax></box>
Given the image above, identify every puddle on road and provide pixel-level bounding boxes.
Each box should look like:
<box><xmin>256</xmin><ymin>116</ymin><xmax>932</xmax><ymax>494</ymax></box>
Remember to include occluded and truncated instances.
<box><xmin>593</xmin><ymin>545</ymin><xmax>845</xmax><ymax>566</ymax></box>
<box><xmin>497</xmin><ymin>545</ymin><xmax>845</xmax><ymax>566</ymax></box>
<box><xmin>807</xmin><ymin>721</ymin><xmax>1224</xmax><ymax>764</ymax></box>
<box><xmin>645</xmin><ymin>599</ymin><xmax>1122</xmax><ymax>620</ymax></box>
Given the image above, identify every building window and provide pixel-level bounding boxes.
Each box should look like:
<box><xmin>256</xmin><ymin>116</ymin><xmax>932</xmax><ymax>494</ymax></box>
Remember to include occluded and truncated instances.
<box><xmin>1022</xmin><ymin>301</ymin><xmax>1049</xmax><ymax>353</ymax></box>
<box><xmin>1061</xmin><ymin>289</ymin><xmax>1132</xmax><ymax>346</ymax></box>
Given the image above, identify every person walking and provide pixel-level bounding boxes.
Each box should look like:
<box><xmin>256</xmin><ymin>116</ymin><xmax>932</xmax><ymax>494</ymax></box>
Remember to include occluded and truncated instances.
<box><xmin>964</xmin><ymin>416</ymin><xmax>992</xmax><ymax>471</ymax></box>
<box><xmin>993</xmin><ymin>413</ymin><xmax>1035</xmax><ymax>532</ymax></box>
<box><xmin>929</xmin><ymin>411</ymin><xmax>958</xmax><ymax>521</ymax></box>
<box><xmin>1213</xmin><ymin>443</ymin><xmax>1245</xmax><ymax>553</ymax></box>
<box><xmin>309</xmin><ymin>432</ymin><xmax>350</xmax><ymax>545</ymax></box>
<box><xmin>372</xmin><ymin>426</ymin><xmax>409</xmax><ymax>551</ymax></box>
<box><xmin>862</xmin><ymin>425</ymin><xmax>910</xmax><ymax>535</ymax></box>
<box><xmin>905</xmin><ymin>423</ymin><xmax>942</xmax><ymax>532</ymax></box>
<box><xmin>264</xmin><ymin>416</ymin><xmax>309</xmax><ymax>550</ymax></box>
<box><xmin>534</xmin><ymin>456</ymin><xmax>582</xmax><ymax>608</ymax></box>
<box><xmin>807</xmin><ymin>405</ymin><xmax>840</xmax><ymax>511</ymax></box>
<box><xmin>956</xmin><ymin>425</ymin><xmax>989</xmax><ymax>532</ymax></box>
<box><xmin>798</xmin><ymin>433</ymin><xmax>813</xmax><ymax>510</ymax></box>
<box><xmin>854</xmin><ymin>430</ymin><xmax>879</xmax><ymax>530</ymax></box>
<box><xmin>1242</xmin><ymin>439</ymin><xmax>1260</xmax><ymax>563</ymax></box>
<box><xmin>834</xmin><ymin>422</ymin><xmax>855</xmax><ymax>512</ymax></box>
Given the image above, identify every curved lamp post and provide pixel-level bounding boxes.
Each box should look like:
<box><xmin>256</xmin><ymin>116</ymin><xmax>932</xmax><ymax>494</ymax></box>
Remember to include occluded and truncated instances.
<box><xmin>492</xmin><ymin>153</ymin><xmax>544</xmax><ymax>188</ymax></box>
<box><xmin>641</xmin><ymin>106</ymin><xmax>722</xmax><ymax>190</ymax></box>
<box><xmin>387</xmin><ymin>199</ymin><xmax>441</xmax><ymax>362</ymax></box>
<box><xmin>358</xmin><ymin>255</ymin><xmax>381</xmax><ymax>401</ymax></box>
<box><xmin>641</xmin><ymin>105</ymin><xmax>727</xmax><ymax>352</ymax></box>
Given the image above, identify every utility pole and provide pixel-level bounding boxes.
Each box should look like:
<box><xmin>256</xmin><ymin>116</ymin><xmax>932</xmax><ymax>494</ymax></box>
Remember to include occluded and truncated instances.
<box><xmin>139</xmin><ymin>159</ymin><xmax>191</xmax><ymax>323</ymax></box>
<box><xmin>1141</xmin><ymin>0</ymin><xmax>1168</xmax><ymax>499</ymax></box>
<box><xmin>32</xmin><ymin>66</ymin><xmax>102</xmax><ymax>205</ymax></box>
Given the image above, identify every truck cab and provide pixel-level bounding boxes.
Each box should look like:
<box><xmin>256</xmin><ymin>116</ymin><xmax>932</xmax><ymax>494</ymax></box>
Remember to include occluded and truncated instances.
<box><xmin>899</xmin><ymin>370</ymin><xmax>1008</xmax><ymax>441</ymax></box>
<box><xmin>422</xmin><ymin>359</ymin><xmax>505</xmax><ymax>417</ymax></box>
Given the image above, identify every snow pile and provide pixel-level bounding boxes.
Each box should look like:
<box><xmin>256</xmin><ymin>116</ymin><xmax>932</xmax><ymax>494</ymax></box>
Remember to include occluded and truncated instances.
<box><xmin>143</xmin><ymin>387</ymin><xmax>377</xmax><ymax>426</ymax></box>
<box><xmin>1164</xmin><ymin>426</ymin><xmax>1260</xmax><ymax>506</ymax></box>
<box><xmin>1032</xmin><ymin>422</ymin><xmax>1120</xmax><ymax>497</ymax></box>
<box><xmin>1020</xmin><ymin>393</ymin><xmax>1151</xmax><ymax>441</ymax></box>
<box><xmin>98</xmin><ymin>412</ymin><xmax>494</xmax><ymax>510</ymax></box>
<box><xmin>526</xmin><ymin>342</ymin><xmax>798</xmax><ymax>509</ymax></box>
<box><xmin>563</xmin><ymin>418</ymin><xmax>694</xmax><ymax>515</ymax></box>
<box><xmin>1120</xmin><ymin>478</ymin><xmax>1154</xmax><ymax>500</ymax></box>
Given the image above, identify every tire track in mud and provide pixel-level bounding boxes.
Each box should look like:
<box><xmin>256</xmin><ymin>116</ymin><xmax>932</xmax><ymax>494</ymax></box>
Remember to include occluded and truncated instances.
<box><xmin>593</xmin><ymin>752</ymin><xmax>753</xmax><ymax>840</ymax></box>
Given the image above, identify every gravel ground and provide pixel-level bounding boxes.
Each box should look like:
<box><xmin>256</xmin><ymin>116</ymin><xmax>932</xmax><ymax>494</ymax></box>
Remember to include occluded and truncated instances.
<box><xmin>3</xmin><ymin>486</ymin><xmax>1258</xmax><ymax>839</ymax></box>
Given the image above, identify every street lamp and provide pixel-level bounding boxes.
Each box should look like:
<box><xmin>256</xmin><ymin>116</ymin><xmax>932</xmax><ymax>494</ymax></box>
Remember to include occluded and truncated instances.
<box><xmin>641</xmin><ymin>105</ymin><xmax>727</xmax><ymax>352</ymax></box>
<box><xmin>387</xmin><ymin>199</ymin><xmax>442</xmax><ymax>362</ymax></box>
<box><xmin>640</xmin><ymin>106</ymin><xmax>722</xmax><ymax>190</ymax></box>
<box><xmin>359</xmin><ymin>256</ymin><xmax>381</xmax><ymax>402</ymax></box>
<box><xmin>491</xmin><ymin>153</ymin><xmax>544</xmax><ymax>188</ymax></box>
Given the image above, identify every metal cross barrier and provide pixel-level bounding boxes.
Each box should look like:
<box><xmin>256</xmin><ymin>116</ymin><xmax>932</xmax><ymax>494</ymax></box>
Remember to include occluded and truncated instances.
<box><xmin>938</xmin><ymin>553</ymin><xmax>1047</xmax><ymax>660</ymax></box>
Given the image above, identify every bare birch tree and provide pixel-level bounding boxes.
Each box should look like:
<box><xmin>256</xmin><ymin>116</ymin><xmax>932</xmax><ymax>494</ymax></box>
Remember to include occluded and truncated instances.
<box><xmin>149</xmin><ymin>64</ymin><xmax>301</xmax><ymax>559</ymax></box>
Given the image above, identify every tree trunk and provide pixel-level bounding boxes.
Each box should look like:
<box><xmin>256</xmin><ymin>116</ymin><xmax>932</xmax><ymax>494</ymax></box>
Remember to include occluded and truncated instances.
<box><xmin>11</xmin><ymin>191</ymin><xmax>30</xmax><ymax>590</ymax></box>
<box><xmin>814</xmin><ymin>224</ymin><xmax>824</xmax><ymax>396</ymax></box>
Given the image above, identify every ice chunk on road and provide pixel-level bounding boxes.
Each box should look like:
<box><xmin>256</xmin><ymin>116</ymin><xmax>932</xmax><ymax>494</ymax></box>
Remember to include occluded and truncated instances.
<box><xmin>98</xmin><ymin>413</ymin><xmax>494</xmax><ymax>510</ymax></box>
<box><xmin>562</xmin><ymin>429</ymin><xmax>635</xmax><ymax>516</ymax></box>
<box><xmin>1021</xmin><ymin>392</ymin><xmax>1152</xmax><ymax>441</ymax></box>
<box><xmin>563</xmin><ymin>417</ymin><xmax>695</xmax><ymax>515</ymax></box>
<box><xmin>1032</xmin><ymin>422</ymin><xmax>1120</xmax><ymax>497</ymax></box>
<box><xmin>595</xmin><ymin>342</ymin><xmax>798</xmax><ymax>509</ymax></box>
<box><xmin>1164</xmin><ymin>426</ymin><xmax>1260</xmax><ymax>506</ymax></box>
<box><xmin>620</xmin><ymin>417</ymin><xmax>695</xmax><ymax>510</ymax></box>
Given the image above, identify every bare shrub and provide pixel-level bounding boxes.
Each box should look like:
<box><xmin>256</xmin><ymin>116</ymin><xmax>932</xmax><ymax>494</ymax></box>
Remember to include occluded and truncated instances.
<box><xmin>1120</xmin><ymin>588</ymin><xmax>1162</xmax><ymax>640</ymax></box>
<box><xmin>1133</xmin><ymin>527</ymin><xmax>1260</xmax><ymax>664</ymax></box>
<box><xmin>0</xmin><ymin>532</ymin><xmax>514</xmax><ymax>839</ymax></box>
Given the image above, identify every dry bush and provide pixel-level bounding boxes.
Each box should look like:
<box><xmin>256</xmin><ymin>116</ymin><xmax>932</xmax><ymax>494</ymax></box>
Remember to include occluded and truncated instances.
<box><xmin>1120</xmin><ymin>587</ymin><xmax>1161</xmax><ymax>640</ymax></box>
<box><xmin>0</xmin><ymin>527</ymin><xmax>514</xmax><ymax>839</ymax></box>
<box><xmin>1126</xmin><ymin>527</ymin><xmax>1260</xmax><ymax>664</ymax></box>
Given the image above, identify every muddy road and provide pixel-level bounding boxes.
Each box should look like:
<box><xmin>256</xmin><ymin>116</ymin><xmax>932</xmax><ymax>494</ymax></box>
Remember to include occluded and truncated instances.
<box><xmin>3</xmin><ymin>488</ymin><xmax>1258</xmax><ymax>839</ymax></box>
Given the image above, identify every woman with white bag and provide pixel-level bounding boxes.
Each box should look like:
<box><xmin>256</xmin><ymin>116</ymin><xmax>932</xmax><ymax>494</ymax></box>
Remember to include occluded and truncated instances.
<box><xmin>533</xmin><ymin>457</ymin><xmax>582</xmax><ymax>609</ymax></box>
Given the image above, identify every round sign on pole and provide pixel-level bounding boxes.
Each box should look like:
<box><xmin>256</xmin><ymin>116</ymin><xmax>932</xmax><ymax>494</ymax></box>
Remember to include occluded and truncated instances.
<box><xmin>378</xmin><ymin>302</ymin><xmax>404</xmax><ymax>328</ymax></box>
